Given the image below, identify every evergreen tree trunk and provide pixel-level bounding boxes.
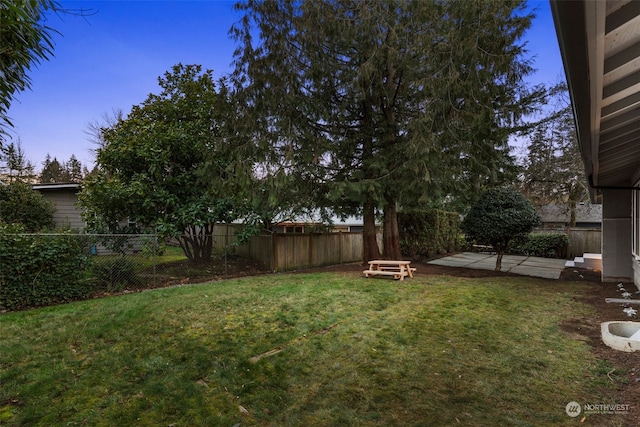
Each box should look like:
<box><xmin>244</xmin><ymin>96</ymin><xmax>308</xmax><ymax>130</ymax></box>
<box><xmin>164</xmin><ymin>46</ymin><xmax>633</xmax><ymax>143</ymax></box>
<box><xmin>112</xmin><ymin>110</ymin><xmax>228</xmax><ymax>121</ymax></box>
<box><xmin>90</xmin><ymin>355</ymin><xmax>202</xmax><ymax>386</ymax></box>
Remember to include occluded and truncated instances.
<box><xmin>566</xmin><ymin>186</ymin><xmax>584</xmax><ymax>238</ymax></box>
<box><xmin>363</xmin><ymin>200</ymin><xmax>380</xmax><ymax>263</ymax></box>
<box><xmin>383</xmin><ymin>197</ymin><xmax>402</xmax><ymax>260</ymax></box>
<box><xmin>569</xmin><ymin>199</ymin><xmax>577</xmax><ymax>228</ymax></box>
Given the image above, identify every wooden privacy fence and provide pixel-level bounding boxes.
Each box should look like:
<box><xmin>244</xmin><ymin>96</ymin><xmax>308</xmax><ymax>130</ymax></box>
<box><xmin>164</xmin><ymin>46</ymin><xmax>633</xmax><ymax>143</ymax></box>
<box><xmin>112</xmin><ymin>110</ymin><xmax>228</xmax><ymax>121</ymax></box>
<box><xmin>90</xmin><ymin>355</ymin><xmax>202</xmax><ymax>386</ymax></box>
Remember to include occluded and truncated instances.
<box><xmin>533</xmin><ymin>227</ymin><xmax>601</xmax><ymax>258</ymax></box>
<box><xmin>220</xmin><ymin>224</ymin><xmax>602</xmax><ymax>270</ymax></box>
<box><xmin>566</xmin><ymin>227</ymin><xmax>601</xmax><ymax>258</ymax></box>
<box><xmin>235</xmin><ymin>234</ymin><xmax>275</xmax><ymax>271</ymax></box>
<box><xmin>236</xmin><ymin>232</ymin><xmax>365</xmax><ymax>272</ymax></box>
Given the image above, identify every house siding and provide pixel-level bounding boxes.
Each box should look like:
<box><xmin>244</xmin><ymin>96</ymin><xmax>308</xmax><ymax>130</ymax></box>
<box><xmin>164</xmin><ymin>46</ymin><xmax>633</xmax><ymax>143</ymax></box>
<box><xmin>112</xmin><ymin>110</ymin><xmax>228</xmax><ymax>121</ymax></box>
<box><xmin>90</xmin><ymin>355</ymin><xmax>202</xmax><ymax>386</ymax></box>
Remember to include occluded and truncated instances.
<box><xmin>48</xmin><ymin>190</ymin><xmax>84</xmax><ymax>230</ymax></box>
<box><xmin>633</xmin><ymin>260</ymin><xmax>640</xmax><ymax>290</ymax></box>
<box><xmin>37</xmin><ymin>188</ymin><xmax>85</xmax><ymax>230</ymax></box>
<box><xmin>602</xmin><ymin>189</ymin><xmax>633</xmax><ymax>282</ymax></box>
<box><xmin>538</xmin><ymin>204</ymin><xmax>602</xmax><ymax>230</ymax></box>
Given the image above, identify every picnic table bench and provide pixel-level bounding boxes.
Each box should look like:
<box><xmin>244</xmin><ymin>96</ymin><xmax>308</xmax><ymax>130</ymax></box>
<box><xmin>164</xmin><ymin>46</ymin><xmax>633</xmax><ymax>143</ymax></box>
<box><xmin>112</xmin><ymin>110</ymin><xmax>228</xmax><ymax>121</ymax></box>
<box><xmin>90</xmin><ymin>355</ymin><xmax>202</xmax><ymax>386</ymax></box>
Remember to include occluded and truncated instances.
<box><xmin>363</xmin><ymin>260</ymin><xmax>415</xmax><ymax>280</ymax></box>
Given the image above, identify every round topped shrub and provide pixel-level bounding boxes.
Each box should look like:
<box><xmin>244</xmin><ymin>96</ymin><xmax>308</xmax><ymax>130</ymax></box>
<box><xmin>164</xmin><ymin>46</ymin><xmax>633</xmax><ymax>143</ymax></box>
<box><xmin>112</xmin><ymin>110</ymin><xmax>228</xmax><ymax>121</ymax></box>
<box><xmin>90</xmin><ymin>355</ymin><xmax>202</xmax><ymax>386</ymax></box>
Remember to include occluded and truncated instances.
<box><xmin>462</xmin><ymin>187</ymin><xmax>540</xmax><ymax>270</ymax></box>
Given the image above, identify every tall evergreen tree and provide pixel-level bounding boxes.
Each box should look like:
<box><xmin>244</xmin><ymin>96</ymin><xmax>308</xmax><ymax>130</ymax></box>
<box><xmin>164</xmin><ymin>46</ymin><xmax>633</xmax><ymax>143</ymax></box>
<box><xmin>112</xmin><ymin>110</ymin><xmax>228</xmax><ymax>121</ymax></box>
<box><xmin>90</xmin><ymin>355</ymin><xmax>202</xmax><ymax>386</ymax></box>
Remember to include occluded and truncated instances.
<box><xmin>39</xmin><ymin>153</ymin><xmax>85</xmax><ymax>183</ymax></box>
<box><xmin>520</xmin><ymin>85</ymin><xmax>589</xmax><ymax>226</ymax></box>
<box><xmin>65</xmin><ymin>154</ymin><xmax>83</xmax><ymax>182</ymax></box>
<box><xmin>231</xmin><ymin>0</ymin><xmax>545</xmax><ymax>261</ymax></box>
<box><xmin>40</xmin><ymin>154</ymin><xmax>64</xmax><ymax>183</ymax></box>
<box><xmin>1</xmin><ymin>140</ymin><xmax>35</xmax><ymax>182</ymax></box>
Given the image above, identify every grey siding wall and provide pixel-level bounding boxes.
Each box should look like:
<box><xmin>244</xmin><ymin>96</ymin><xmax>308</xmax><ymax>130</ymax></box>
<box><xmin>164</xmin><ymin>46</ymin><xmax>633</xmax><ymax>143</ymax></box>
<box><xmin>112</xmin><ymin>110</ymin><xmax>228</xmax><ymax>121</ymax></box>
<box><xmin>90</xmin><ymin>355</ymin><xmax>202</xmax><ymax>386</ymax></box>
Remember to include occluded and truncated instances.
<box><xmin>602</xmin><ymin>189</ymin><xmax>633</xmax><ymax>281</ymax></box>
<box><xmin>633</xmin><ymin>260</ymin><xmax>640</xmax><ymax>292</ymax></box>
<box><xmin>40</xmin><ymin>190</ymin><xmax>85</xmax><ymax>230</ymax></box>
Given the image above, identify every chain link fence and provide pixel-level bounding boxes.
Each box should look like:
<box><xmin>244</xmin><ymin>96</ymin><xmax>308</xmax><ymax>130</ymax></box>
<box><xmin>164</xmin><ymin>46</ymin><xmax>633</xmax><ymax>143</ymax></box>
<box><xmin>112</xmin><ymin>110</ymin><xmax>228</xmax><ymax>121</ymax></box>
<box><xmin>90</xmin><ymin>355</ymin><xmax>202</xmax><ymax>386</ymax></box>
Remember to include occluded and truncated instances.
<box><xmin>87</xmin><ymin>233</ymin><xmax>268</xmax><ymax>293</ymax></box>
<box><xmin>86</xmin><ymin>234</ymin><xmax>162</xmax><ymax>293</ymax></box>
<box><xmin>1</xmin><ymin>229</ymin><xmax>368</xmax><ymax>310</ymax></box>
<box><xmin>3</xmin><ymin>232</ymin><xmax>265</xmax><ymax>296</ymax></box>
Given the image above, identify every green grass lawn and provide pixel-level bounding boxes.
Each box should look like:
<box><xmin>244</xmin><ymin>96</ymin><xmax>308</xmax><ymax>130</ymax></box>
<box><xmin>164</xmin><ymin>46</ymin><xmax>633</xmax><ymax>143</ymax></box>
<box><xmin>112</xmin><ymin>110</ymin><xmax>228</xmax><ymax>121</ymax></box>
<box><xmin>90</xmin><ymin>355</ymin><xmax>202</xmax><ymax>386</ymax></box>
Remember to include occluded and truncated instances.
<box><xmin>0</xmin><ymin>271</ymin><xmax>618</xmax><ymax>426</ymax></box>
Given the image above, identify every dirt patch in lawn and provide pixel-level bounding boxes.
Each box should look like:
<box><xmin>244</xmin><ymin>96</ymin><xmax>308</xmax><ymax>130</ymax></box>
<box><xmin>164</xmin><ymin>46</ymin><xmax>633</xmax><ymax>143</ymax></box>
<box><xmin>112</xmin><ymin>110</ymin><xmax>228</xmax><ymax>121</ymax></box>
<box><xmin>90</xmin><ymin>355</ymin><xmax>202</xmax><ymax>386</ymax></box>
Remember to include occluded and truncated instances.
<box><xmin>558</xmin><ymin>269</ymin><xmax>640</xmax><ymax>426</ymax></box>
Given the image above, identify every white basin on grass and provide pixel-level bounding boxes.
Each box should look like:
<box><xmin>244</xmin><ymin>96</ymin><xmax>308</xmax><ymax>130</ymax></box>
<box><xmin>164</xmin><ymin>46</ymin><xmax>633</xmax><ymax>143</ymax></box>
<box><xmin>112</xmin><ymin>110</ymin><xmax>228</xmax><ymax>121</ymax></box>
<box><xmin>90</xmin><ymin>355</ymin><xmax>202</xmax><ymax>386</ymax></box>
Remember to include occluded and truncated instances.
<box><xmin>601</xmin><ymin>321</ymin><xmax>640</xmax><ymax>352</ymax></box>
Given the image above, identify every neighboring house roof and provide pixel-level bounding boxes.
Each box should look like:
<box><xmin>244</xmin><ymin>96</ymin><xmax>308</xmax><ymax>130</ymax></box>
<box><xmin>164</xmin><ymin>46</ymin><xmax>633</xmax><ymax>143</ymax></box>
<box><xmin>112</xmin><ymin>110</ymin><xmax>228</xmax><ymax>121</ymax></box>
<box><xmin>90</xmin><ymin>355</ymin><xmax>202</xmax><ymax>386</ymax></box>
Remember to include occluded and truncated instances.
<box><xmin>538</xmin><ymin>204</ymin><xmax>602</xmax><ymax>225</ymax></box>
<box><xmin>278</xmin><ymin>214</ymin><xmax>369</xmax><ymax>227</ymax></box>
<box><xmin>551</xmin><ymin>1</ymin><xmax>640</xmax><ymax>201</ymax></box>
<box><xmin>32</xmin><ymin>183</ymin><xmax>82</xmax><ymax>191</ymax></box>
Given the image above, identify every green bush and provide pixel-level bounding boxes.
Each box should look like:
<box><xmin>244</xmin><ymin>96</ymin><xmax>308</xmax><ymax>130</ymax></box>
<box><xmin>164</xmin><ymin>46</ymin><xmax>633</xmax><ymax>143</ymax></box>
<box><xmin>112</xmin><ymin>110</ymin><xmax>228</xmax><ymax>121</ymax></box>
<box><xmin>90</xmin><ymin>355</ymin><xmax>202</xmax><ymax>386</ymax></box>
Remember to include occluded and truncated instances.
<box><xmin>0</xmin><ymin>181</ymin><xmax>55</xmax><ymax>231</ymax></box>
<box><xmin>461</xmin><ymin>187</ymin><xmax>540</xmax><ymax>271</ymax></box>
<box><xmin>398</xmin><ymin>209</ymin><xmax>462</xmax><ymax>258</ymax></box>
<box><xmin>461</xmin><ymin>187</ymin><xmax>541</xmax><ymax>252</ymax></box>
<box><xmin>91</xmin><ymin>256</ymin><xmax>141</xmax><ymax>292</ymax></box>
<box><xmin>0</xmin><ymin>224</ymin><xmax>91</xmax><ymax>311</ymax></box>
<box><xmin>508</xmin><ymin>233</ymin><xmax>569</xmax><ymax>259</ymax></box>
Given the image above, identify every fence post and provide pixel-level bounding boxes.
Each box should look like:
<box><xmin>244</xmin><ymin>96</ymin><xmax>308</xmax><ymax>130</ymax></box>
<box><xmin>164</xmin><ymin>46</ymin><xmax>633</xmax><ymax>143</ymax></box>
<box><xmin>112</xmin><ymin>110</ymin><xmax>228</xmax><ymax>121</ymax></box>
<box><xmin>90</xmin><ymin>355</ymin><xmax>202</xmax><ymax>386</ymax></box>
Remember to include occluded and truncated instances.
<box><xmin>154</xmin><ymin>232</ymin><xmax>158</xmax><ymax>287</ymax></box>
<box><xmin>224</xmin><ymin>225</ymin><xmax>229</xmax><ymax>278</ymax></box>
<box><xmin>272</xmin><ymin>232</ymin><xmax>278</xmax><ymax>273</ymax></box>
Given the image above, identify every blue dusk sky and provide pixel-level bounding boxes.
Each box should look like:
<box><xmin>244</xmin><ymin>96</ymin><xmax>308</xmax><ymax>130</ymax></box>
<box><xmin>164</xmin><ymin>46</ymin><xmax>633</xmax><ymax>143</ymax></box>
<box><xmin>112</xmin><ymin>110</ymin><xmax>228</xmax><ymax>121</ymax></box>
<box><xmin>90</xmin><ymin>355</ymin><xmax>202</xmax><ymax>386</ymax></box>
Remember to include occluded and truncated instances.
<box><xmin>6</xmin><ymin>0</ymin><xmax>565</xmax><ymax>170</ymax></box>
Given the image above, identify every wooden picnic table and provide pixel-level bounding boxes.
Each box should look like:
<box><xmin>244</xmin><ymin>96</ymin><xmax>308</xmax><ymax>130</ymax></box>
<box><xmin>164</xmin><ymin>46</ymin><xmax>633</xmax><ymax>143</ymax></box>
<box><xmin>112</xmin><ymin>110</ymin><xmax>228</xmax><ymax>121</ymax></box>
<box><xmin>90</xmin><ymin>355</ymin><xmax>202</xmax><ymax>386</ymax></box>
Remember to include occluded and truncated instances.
<box><xmin>363</xmin><ymin>260</ymin><xmax>415</xmax><ymax>280</ymax></box>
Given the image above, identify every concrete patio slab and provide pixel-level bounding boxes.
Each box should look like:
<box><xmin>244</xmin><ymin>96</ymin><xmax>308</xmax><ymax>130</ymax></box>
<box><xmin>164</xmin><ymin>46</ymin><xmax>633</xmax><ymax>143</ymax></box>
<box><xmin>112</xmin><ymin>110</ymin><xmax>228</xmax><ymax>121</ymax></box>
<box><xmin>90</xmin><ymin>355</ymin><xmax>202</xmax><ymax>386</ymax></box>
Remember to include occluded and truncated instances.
<box><xmin>521</xmin><ymin>258</ymin><xmax>567</xmax><ymax>268</ymax></box>
<box><xmin>508</xmin><ymin>265</ymin><xmax>561</xmax><ymax>279</ymax></box>
<box><xmin>428</xmin><ymin>252</ymin><xmax>567</xmax><ymax>279</ymax></box>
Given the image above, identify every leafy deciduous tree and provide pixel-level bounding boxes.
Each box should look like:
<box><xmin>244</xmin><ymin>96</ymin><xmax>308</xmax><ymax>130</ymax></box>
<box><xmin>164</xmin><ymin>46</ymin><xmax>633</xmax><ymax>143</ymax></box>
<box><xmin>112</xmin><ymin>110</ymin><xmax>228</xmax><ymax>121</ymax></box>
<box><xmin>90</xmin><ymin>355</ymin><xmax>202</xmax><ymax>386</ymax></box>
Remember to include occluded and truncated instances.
<box><xmin>78</xmin><ymin>64</ymin><xmax>242</xmax><ymax>262</ymax></box>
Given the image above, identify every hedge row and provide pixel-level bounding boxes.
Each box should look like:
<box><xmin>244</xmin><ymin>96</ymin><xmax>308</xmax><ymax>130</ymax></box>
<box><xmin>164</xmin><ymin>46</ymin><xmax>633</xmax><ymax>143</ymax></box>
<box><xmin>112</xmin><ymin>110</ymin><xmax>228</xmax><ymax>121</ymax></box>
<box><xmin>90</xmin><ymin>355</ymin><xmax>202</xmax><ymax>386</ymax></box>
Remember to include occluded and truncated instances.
<box><xmin>398</xmin><ymin>210</ymin><xmax>462</xmax><ymax>258</ymax></box>
<box><xmin>0</xmin><ymin>224</ymin><xmax>91</xmax><ymax>311</ymax></box>
<box><xmin>507</xmin><ymin>232</ymin><xmax>569</xmax><ymax>259</ymax></box>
